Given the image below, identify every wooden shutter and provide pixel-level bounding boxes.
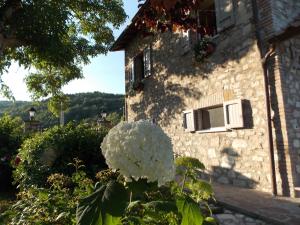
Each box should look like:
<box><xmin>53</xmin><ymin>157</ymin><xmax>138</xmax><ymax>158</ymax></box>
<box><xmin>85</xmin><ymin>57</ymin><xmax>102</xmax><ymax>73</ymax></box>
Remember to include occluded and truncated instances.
<box><xmin>143</xmin><ymin>45</ymin><xmax>152</xmax><ymax>77</ymax></box>
<box><xmin>223</xmin><ymin>99</ymin><xmax>244</xmax><ymax>129</ymax></box>
<box><xmin>183</xmin><ymin>110</ymin><xmax>196</xmax><ymax>132</ymax></box>
<box><xmin>215</xmin><ymin>0</ymin><xmax>235</xmax><ymax>32</ymax></box>
<box><xmin>195</xmin><ymin>110</ymin><xmax>203</xmax><ymax>131</ymax></box>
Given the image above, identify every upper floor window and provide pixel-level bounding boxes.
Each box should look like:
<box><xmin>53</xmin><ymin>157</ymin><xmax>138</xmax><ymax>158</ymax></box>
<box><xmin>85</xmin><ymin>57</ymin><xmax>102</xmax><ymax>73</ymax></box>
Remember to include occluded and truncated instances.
<box><xmin>195</xmin><ymin>0</ymin><xmax>235</xmax><ymax>39</ymax></box>
<box><xmin>129</xmin><ymin>45</ymin><xmax>152</xmax><ymax>83</ymax></box>
<box><xmin>196</xmin><ymin>1</ymin><xmax>218</xmax><ymax>38</ymax></box>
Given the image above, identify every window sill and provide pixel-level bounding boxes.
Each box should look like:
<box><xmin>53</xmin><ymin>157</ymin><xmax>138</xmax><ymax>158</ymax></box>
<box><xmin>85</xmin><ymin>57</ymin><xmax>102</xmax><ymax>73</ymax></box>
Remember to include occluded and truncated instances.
<box><xmin>196</xmin><ymin>127</ymin><xmax>228</xmax><ymax>134</ymax></box>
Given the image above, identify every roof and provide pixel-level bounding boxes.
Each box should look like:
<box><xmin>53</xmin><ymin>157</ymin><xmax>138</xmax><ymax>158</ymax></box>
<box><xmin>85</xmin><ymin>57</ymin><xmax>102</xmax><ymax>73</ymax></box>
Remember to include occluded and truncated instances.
<box><xmin>269</xmin><ymin>14</ymin><xmax>300</xmax><ymax>43</ymax></box>
<box><xmin>110</xmin><ymin>2</ymin><xmax>148</xmax><ymax>51</ymax></box>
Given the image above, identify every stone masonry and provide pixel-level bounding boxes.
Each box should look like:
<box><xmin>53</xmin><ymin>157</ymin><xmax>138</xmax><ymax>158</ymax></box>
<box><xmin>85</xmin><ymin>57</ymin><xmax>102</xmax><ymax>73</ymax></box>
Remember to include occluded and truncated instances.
<box><xmin>113</xmin><ymin>0</ymin><xmax>300</xmax><ymax>198</ymax></box>
<box><xmin>215</xmin><ymin>209</ymin><xmax>271</xmax><ymax>225</ymax></box>
<box><xmin>125</xmin><ymin>0</ymin><xmax>272</xmax><ymax>193</ymax></box>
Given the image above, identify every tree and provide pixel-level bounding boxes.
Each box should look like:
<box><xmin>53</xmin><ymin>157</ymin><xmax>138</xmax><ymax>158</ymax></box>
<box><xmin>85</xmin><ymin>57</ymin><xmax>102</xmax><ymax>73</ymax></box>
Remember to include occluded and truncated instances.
<box><xmin>0</xmin><ymin>0</ymin><xmax>126</xmax><ymax>99</ymax></box>
<box><xmin>106</xmin><ymin>112</ymin><xmax>122</xmax><ymax>126</ymax></box>
<box><xmin>47</xmin><ymin>94</ymin><xmax>70</xmax><ymax>117</ymax></box>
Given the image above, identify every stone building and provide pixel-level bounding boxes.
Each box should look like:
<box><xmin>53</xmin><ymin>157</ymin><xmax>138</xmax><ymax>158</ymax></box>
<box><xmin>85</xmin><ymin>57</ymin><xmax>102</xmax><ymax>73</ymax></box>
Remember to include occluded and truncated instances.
<box><xmin>111</xmin><ymin>0</ymin><xmax>300</xmax><ymax>198</ymax></box>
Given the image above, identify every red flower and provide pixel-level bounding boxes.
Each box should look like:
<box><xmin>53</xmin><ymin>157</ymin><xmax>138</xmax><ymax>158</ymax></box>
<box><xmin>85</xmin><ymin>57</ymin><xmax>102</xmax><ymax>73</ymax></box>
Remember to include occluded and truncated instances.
<box><xmin>15</xmin><ymin>156</ymin><xmax>21</xmax><ymax>166</ymax></box>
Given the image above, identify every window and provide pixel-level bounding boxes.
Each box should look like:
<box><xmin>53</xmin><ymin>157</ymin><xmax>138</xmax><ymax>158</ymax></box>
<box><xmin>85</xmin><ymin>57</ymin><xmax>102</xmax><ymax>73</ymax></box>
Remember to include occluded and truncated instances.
<box><xmin>129</xmin><ymin>45</ymin><xmax>152</xmax><ymax>83</ymax></box>
<box><xmin>181</xmin><ymin>0</ymin><xmax>235</xmax><ymax>52</ymax></box>
<box><xmin>196</xmin><ymin>0</ymin><xmax>218</xmax><ymax>38</ymax></box>
<box><xmin>193</xmin><ymin>0</ymin><xmax>235</xmax><ymax>40</ymax></box>
<box><xmin>183</xmin><ymin>99</ymin><xmax>243</xmax><ymax>133</ymax></box>
<box><xmin>134</xmin><ymin>52</ymin><xmax>144</xmax><ymax>81</ymax></box>
<box><xmin>197</xmin><ymin>105</ymin><xmax>225</xmax><ymax>130</ymax></box>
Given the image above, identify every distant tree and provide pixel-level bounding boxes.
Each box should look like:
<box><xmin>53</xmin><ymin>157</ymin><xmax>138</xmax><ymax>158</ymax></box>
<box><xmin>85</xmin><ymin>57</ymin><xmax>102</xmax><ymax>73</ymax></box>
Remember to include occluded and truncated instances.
<box><xmin>47</xmin><ymin>95</ymin><xmax>70</xmax><ymax>117</ymax></box>
<box><xmin>0</xmin><ymin>0</ymin><xmax>126</xmax><ymax>99</ymax></box>
<box><xmin>106</xmin><ymin>112</ymin><xmax>122</xmax><ymax>126</ymax></box>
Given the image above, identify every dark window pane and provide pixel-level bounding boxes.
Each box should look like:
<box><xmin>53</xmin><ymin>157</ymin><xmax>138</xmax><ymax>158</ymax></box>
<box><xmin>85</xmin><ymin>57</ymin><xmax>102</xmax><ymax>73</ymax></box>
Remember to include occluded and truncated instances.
<box><xmin>202</xmin><ymin>106</ymin><xmax>224</xmax><ymax>129</ymax></box>
<box><xmin>134</xmin><ymin>53</ymin><xmax>144</xmax><ymax>81</ymax></box>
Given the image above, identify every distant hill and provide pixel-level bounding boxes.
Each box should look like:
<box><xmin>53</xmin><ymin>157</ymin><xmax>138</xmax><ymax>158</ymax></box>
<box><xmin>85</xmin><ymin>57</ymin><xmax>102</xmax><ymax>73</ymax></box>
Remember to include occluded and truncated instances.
<box><xmin>0</xmin><ymin>92</ymin><xmax>124</xmax><ymax>128</ymax></box>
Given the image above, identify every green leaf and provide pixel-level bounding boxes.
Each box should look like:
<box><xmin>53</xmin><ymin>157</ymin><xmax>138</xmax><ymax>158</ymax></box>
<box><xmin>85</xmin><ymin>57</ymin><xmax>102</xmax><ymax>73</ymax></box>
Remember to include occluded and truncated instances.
<box><xmin>76</xmin><ymin>185</ymin><xmax>105</xmax><ymax>225</ymax></box>
<box><xmin>102</xmin><ymin>181</ymin><xmax>128</xmax><ymax>217</ymax></box>
<box><xmin>203</xmin><ymin>217</ymin><xmax>218</xmax><ymax>225</ymax></box>
<box><xmin>187</xmin><ymin>180</ymin><xmax>214</xmax><ymax>201</ymax></box>
<box><xmin>55</xmin><ymin>212</ymin><xmax>67</xmax><ymax>221</ymax></box>
<box><xmin>124</xmin><ymin>216</ymin><xmax>145</xmax><ymax>225</ymax></box>
<box><xmin>77</xmin><ymin>181</ymin><xmax>128</xmax><ymax>225</ymax></box>
<box><xmin>37</xmin><ymin>189</ymin><xmax>49</xmax><ymax>201</ymax></box>
<box><xmin>143</xmin><ymin>201</ymin><xmax>178</xmax><ymax>213</ymax></box>
<box><xmin>175</xmin><ymin>157</ymin><xmax>205</xmax><ymax>170</ymax></box>
<box><xmin>127</xmin><ymin>201</ymin><xmax>142</xmax><ymax>211</ymax></box>
<box><xmin>176</xmin><ymin>196</ymin><xmax>204</xmax><ymax>225</ymax></box>
<box><xmin>103</xmin><ymin>213</ymin><xmax>122</xmax><ymax>225</ymax></box>
<box><xmin>126</xmin><ymin>178</ymin><xmax>157</xmax><ymax>197</ymax></box>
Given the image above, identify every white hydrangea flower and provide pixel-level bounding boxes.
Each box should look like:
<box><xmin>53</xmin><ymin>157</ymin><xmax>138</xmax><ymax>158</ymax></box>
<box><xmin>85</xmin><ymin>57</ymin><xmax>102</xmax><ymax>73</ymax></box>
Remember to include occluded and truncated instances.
<box><xmin>101</xmin><ymin>120</ymin><xmax>175</xmax><ymax>186</ymax></box>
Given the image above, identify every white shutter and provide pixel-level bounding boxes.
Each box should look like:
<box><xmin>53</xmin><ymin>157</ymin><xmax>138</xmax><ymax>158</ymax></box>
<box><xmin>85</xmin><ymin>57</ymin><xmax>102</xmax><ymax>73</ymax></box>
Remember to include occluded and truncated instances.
<box><xmin>181</xmin><ymin>30</ymin><xmax>192</xmax><ymax>55</ymax></box>
<box><xmin>223</xmin><ymin>99</ymin><xmax>244</xmax><ymax>129</ymax></box>
<box><xmin>130</xmin><ymin>61</ymin><xmax>135</xmax><ymax>82</ymax></box>
<box><xmin>215</xmin><ymin>0</ymin><xmax>235</xmax><ymax>32</ymax></box>
<box><xmin>183</xmin><ymin>110</ymin><xmax>196</xmax><ymax>132</ymax></box>
<box><xmin>143</xmin><ymin>45</ymin><xmax>152</xmax><ymax>77</ymax></box>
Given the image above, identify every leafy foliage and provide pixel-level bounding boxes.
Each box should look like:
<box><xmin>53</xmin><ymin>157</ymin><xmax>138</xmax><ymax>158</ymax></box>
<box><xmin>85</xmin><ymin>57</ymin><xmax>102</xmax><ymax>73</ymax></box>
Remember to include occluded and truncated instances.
<box><xmin>0</xmin><ymin>92</ymin><xmax>124</xmax><ymax>128</ymax></box>
<box><xmin>77</xmin><ymin>180</ymin><xmax>128</xmax><ymax>225</ymax></box>
<box><xmin>76</xmin><ymin>157</ymin><xmax>217</xmax><ymax>225</ymax></box>
<box><xmin>1</xmin><ymin>160</ymin><xmax>95</xmax><ymax>225</ymax></box>
<box><xmin>176</xmin><ymin>196</ymin><xmax>203</xmax><ymax>225</ymax></box>
<box><xmin>176</xmin><ymin>156</ymin><xmax>205</xmax><ymax>171</ymax></box>
<box><xmin>14</xmin><ymin>122</ymin><xmax>108</xmax><ymax>188</ymax></box>
<box><xmin>175</xmin><ymin>157</ymin><xmax>214</xmax><ymax>202</ymax></box>
<box><xmin>0</xmin><ymin>114</ymin><xmax>23</xmax><ymax>160</ymax></box>
<box><xmin>0</xmin><ymin>114</ymin><xmax>24</xmax><ymax>191</ymax></box>
<box><xmin>0</xmin><ymin>0</ymin><xmax>126</xmax><ymax>99</ymax></box>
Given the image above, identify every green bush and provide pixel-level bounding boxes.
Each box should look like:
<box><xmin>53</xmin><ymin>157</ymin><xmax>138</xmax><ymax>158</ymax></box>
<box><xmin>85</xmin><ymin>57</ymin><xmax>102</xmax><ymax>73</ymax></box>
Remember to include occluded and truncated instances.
<box><xmin>14</xmin><ymin>122</ymin><xmax>108</xmax><ymax>188</ymax></box>
<box><xmin>0</xmin><ymin>114</ymin><xmax>24</xmax><ymax>191</ymax></box>
<box><xmin>0</xmin><ymin>114</ymin><xmax>23</xmax><ymax>160</ymax></box>
<box><xmin>1</xmin><ymin>159</ymin><xmax>95</xmax><ymax>225</ymax></box>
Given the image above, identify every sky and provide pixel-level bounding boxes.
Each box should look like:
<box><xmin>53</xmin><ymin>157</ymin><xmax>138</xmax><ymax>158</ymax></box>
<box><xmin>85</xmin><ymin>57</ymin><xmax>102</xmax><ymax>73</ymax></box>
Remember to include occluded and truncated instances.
<box><xmin>0</xmin><ymin>1</ymin><xmax>139</xmax><ymax>101</ymax></box>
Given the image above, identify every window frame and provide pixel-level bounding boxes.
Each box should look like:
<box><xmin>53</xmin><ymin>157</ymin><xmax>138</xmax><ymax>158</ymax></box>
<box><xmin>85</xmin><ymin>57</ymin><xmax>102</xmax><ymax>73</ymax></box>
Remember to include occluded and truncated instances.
<box><xmin>183</xmin><ymin>99</ymin><xmax>244</xmax><ymax>134</ymax></box>
<box><xmin>129</xmin><ymin>45</ymin><xmax>152</xmax><ymax>84</ymax></box>
<box><xmin>195</xmin><ymin>104</ymin><xmax>226</xmax><ymax>133</ymax></box>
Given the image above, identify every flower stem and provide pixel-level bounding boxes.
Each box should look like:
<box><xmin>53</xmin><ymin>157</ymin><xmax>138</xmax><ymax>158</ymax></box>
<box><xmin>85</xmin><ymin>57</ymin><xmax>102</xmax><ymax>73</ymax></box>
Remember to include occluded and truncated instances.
<box><xmin>181</xmin><ymin>172</ymin><xmax>187</xmax><ymax>193</ymax></box>
<box><xmin>129</xmin><ymin>191</ymin><xmax>132</xmax><ymax>203</ymax></box>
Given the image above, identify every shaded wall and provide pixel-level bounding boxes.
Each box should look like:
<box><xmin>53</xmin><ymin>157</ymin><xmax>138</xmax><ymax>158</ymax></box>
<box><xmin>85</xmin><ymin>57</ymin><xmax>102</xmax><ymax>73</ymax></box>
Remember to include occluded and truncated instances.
<box><xmin>271</xmin><ymin>0</ymin><xmax>300</xmax><ymax>34</ymax></box>
<box><xmin>274</xmin><ymin>35</ymin><xmax>300</xmax><ymax>197</ymax></box>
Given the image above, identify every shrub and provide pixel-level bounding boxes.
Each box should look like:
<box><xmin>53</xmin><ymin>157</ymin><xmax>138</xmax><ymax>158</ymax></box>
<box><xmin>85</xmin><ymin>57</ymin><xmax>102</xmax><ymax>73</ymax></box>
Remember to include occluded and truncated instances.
<box><xmin>1</xmin><ymin>159</ymin><xmax>95</xmax><ymax>225</ymax></box>
<box><xmin>0</xmin><ymin>114</ymin><xmax>24</xmax><ymax>191</ymax></box>
<box><xmin>77</xmin><ymin>121</ymin><xmax>216</xmax><ymax>225</ymax></box>
<box><xmin>14</xmin><ymin>122</ymin><xmax>108</xmax><ymax>188</ymax></box>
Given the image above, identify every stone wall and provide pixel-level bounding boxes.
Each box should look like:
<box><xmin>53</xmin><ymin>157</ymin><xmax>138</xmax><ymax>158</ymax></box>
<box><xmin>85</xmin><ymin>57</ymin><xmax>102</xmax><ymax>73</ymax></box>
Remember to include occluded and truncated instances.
<box><xmin>124</xmin><ymin>0</ymin><xmax>274</xmax><ymax>193</ymax></box>
<box><xmin>275</xmin><ymin>35</ymin><xmax>300</xmax><ymax>197</ymax></box>
<box><xmin>215</xmin><ymin>209</ymin><xmax>271</xmax><ymax>225</ymax></box>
